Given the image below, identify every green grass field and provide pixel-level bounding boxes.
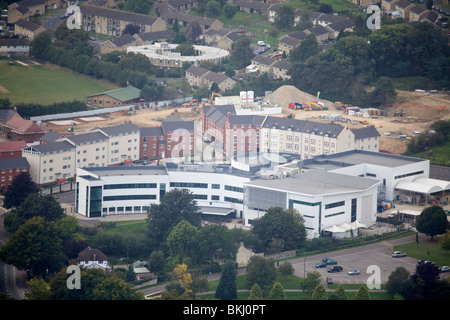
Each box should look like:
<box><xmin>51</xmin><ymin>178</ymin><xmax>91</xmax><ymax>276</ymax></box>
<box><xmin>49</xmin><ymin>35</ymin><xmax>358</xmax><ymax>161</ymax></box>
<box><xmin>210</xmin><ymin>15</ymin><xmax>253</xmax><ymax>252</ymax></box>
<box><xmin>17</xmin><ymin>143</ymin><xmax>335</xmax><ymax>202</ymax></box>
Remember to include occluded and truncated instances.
<box><xmin>0</xmin><ymin>60</ymin><xmax>118</xmax><ymax>105</ymax></box>
<box><xmin>394</xmin><ymin>234</ymin><xmax>450</xmax><ymax>267</ymax></box>
<box><xmin>406</xmin><ymin>141</ymin><xmax>450</xmax><ymax>167</ymax></box>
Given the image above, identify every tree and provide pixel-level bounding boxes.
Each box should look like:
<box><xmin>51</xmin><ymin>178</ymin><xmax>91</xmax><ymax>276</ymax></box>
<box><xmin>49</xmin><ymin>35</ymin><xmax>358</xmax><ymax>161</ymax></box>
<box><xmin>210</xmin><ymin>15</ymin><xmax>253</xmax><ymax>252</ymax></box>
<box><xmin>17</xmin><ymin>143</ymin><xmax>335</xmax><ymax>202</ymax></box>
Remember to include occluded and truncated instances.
<box><xmin>274</xmin><ymin>5</ymin><xmax>295</xmax><ymax>31</ymax></box>
<box><xmin>140</xmin><ymin>82</ymin><xmax>164</xmax><ymax>101</ymax></box>
<box><xmin>223</xmin><ymin>3</ymin><xmax>237</xmax><ymax>19</ymax></box>
<box><xmin>0</xmin><ymin>217</ymin><xmax>63</xmax><ymax>276</ymax></box>
<box><xmin>248</xmin><ymin>283</ymin><xmax>263</xmax><ymax>300</ymax></box>
<box><xmin>299</xmin><ymin>271</ymin><xmax>321</xmax><ymax>297</ymax></box>
<box><xmin>319</xmin><ymin>3</ymin><xmax>333</xmax><ymax>13</ymax></box>
<box><xmin>416</xmin><ymin>205</ymin><xmax>449</xmax><ymax>241</ymax></box>
<box><xmin>311</xmin><ymin>284</ymin><xmax>327</xmax><ymax>300</ymax></box>
<box><xmin>30</xmin><ymin>31</ymin><xmax>52</xmax><ymax>59</ymax></box>
<box><xmin>147</xmin><ymin>189</ymin><xmax>202</xmax><ymax>251</ymax></box>
<box><xmin>186</xmin><ymin>21</ymin><xmax>202</xmax><ymax>43</ymax></box>
<box><xmin>173</xmin><ymin>42</ymin><xmax>196</xmax><ymax>56</ymax></box>
<box><xmin>230</xmin><ymin>37</ymin><xmax>253</xmax><ymax>70</ymax></box>
<box><xmin>197</xmin><ymin>224</ymin><xmax>236</xmax><ymax>265</ymax></box>
<box><xmin>205</xmin><ymin>0</ymin><xmax>221</xmax><ymax>16</ymax></box>
<box><xmin>166</xmin><ymin>220</ymin><xmax>199</xmax><ymax>266</ymax></box>
<box><xmin>251</xmin><ymin>207</ymin><xmax>306</xmax><ymax>252</ymax></box>
<box><xmin>440</xmin><ymin>231</ymin><xmax>450</xmax><ymax>254</ymax></box>
<box><xmin>245</xmin><ymin>256</ymin><xmax>276</xmax><ymax>297</ymax></box>
<box><xmin>25</xmin><ymin>277</ymin><xmax>51</xmax><ymax>300</ymax></box>
<box><xmin>289</xmin><ymin>34</ymin><xmax>320</xmax><ymax>63</ymax></box>
<box><xmin>333</xmin><ymin>284</ymin><xmax>347</xmax><ymax>300</ymax></box>
<box><xmin>269</xmin><ymin>282</ymin><xmax>285</xmax><ymax>300</ymax></box>
<box><xmin>148</xmin><ymin>250</ymin><xmax>167</xmax><ymax>276</ymax></box>
<box><xmin>278</xmin><ymin>261</ymin><xmax>294</xmax><ymax>280</ymax></box>
<box><xmin>122</xmin><ymin>23</ymin><xmax>141</xmax><ymax>35</ymax></box>
<box><xmin>385</xmin><ymin>266</ymin><xmax>414</xmax><ymax>299</ymax></box>
<box><xmin>173</xmin><ymin>19</ymin><xmax>180</xmax><ymax>33</ymax></box>
<box><xmin>123</xmin><ymin>0</ymin><xmax>151</xmax><ymax>14</ymax></box>
<box><xmin>215</xmin><ymin>262</ymin><xmax>237</xmax><ymax>300</ymax></box>
<box><xmin>92</xmin><ymin>276</ymin><xmax>144</xmax><ymax>300</ymax></box>
<box><xmin>354</xmin><ymin>286</ymin><xmax>370</xmax><ymax>300</ymax></box>
<box><xmin>3</xmin><ymin>172</ymin><xmax>38</xmax><ymax>209</ymax></box>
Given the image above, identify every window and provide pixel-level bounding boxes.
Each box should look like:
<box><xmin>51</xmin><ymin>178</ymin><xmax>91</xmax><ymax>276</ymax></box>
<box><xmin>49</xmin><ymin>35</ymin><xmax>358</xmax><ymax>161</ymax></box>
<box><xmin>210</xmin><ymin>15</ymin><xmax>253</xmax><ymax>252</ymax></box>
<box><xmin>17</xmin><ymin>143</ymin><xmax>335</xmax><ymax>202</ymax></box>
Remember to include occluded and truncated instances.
<box><xmin>225</xmin><ymin>185</ymin><xmax>243</xmax><ymax>193</ymax></box>
<box><xmin>325</xmin><ymin>201</ymin><xmax>345</xmax><ymax>209</ymax></box>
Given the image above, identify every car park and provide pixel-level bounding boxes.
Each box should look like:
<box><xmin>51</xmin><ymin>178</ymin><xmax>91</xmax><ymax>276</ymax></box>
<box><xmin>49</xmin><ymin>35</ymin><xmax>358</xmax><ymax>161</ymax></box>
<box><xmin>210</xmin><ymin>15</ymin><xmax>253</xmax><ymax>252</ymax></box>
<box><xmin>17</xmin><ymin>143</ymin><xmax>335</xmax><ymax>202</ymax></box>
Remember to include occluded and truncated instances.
<box><xmin>315</xmin><ymin>262</ymin><xmax>327</xmax><ymax>268</ymax></box>
<box><xmin>392</xmin><ymin>251</ymin><xmax>406</xmax><ymax>257</ymax></box>
<box><xmin>348</xmin><ymin>269</ymin><xmax>360</xmax><ymax>275</ymax></box>
<box><xmin>327</xmin><ymin>266</ymin><xmax>343</xmax><ymax>273</ymax></box>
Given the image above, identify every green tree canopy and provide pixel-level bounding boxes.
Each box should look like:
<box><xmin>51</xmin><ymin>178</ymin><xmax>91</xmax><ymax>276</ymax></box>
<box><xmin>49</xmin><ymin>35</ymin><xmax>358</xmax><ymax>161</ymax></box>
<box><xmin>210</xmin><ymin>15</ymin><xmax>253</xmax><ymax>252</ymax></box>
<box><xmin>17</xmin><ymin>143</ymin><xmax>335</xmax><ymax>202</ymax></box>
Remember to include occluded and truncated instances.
<box><xmin>251</xmin><ymin>207</ymin><xmax>306</xmax><ymax>252</ymax></box>
<box><xmin>230</xmin><ymin>37</ymin><xmax>253</xmax><ymax>70</ymax></box>
<box><xmin>215</xmin><ymin>262</ymin><xmax>237</xmax><ymax>300</ymax></box>
<box><xmin>274</xmin><ymin>5</ymin><xmax>295</xmax><ymax>31</ymax></box>
<box><xmin>3</xmin><ymin>172</ymin><xmax>38</xmax><ymax>209</ymax></box>
<box><xmin>245</xmin><ymin>256</ymin><xmax>276</xmax><ymax>297</ymax></box>
<box><xmin>416</xmin><ymin>205</ymin><xmax>449</xmax><ymax>241</ymax></box>
<box><xmin>147</xmin><ymin>189</ymin><xmax>202</xmax><ymax>251</ymax></box>
<box><xmin>311</xmin><ymin>283</ymin><xmax>327</xmax><ymax>300</ymax></box>
<box><xmin>269</xmin><ymin>282</ymin><xmax>285</xmax><ymax>300</ymax></box>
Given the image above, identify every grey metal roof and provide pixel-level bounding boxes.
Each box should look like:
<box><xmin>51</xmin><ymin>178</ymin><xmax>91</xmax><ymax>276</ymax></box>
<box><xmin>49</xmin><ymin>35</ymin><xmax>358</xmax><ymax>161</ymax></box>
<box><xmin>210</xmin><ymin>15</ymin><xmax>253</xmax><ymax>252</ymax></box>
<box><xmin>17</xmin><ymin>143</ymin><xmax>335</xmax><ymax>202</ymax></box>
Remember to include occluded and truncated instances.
<box><xmin>40</xmin><ymin>130</ymin><xmax>65</xmax><ymax>143</ymax></box>
<box><xmin>141</xmin><ymin>126</ymin><xmax>165</xmax><ymax>136</ymax></box>
<box><xmin>29</xmin><ymin>141</ymin><xmax>75</xmax><ymax>153</ymax></box>
<box><xmin>96</xmin><ymin>122</ymin><xmax>140</xmax><ymax>136</ymax></box>
<box><xmin>65</xmin><ymin>131</ymin><xmax>108</xmax><ymax>145</ymax></box>
<box><xmin>0</xmin><ymin>157</ymin><xmax>30</xmax><ymax>170</ymax></box>
<box><xmin>246</xmin><ymin>170</ymin><xmax>380</xmax><ymax>195</ymax></box>
<box><xmin>162</xmin><ymin>119</ymin><xmax>194</xmax><ymax>132</ymax></box>
<box><xmin>262</xmin><ymin>116</ymin><xmax>344</xmax><ymax>138</ymax></box>
<box><xmin>351</xmin><ymin>126</ymin><xmax>380</xmax><ymax>140</ymax></box>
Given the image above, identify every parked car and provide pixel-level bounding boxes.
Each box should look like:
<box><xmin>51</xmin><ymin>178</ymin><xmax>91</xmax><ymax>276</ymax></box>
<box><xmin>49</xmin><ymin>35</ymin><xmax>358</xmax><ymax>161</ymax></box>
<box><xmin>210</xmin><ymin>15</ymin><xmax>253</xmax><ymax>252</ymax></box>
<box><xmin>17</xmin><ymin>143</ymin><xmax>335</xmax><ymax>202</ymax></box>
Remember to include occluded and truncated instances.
<box><xmin>348</xmin><ymin>269</ymin><xmax>360</xmax><ymax>275</ymax></box>
<box><xmin>392</xmin><ymin>251</ymin><xmax>406</xmax><ymax>257</ymax></box>
<box><xmin>315</xmin><ymin>262</ymin><xmax>327</xmax><ymax>268</ymax></box>
<box><xmin>327</xmin><ymin>266</ymin><xmax>343</xmax><ymax>273</ymax></box>
<box><xmin>440</xmin><ymin>266</ymin><xmax>450</xmax><ymax>272</ymax></box>
<box><xmin>326</xmin><ymin>259</ymin><xmax>338</xmax><ymax>265</ymax></box>
<box><xmin>326</xmin><ymin>277</ymin><xmax>333</xmax><ymax>284</ymax></box>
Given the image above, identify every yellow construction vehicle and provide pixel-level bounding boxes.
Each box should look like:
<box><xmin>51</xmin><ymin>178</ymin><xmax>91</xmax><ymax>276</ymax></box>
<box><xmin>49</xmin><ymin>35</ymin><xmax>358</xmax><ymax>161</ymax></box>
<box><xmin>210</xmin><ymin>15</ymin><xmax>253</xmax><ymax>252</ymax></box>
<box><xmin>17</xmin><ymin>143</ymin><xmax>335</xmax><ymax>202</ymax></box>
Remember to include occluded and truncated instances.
<box><xmin>210</xmin><ymin>92</ymin><xmax>222</xmax><ymax>104</ymax></box>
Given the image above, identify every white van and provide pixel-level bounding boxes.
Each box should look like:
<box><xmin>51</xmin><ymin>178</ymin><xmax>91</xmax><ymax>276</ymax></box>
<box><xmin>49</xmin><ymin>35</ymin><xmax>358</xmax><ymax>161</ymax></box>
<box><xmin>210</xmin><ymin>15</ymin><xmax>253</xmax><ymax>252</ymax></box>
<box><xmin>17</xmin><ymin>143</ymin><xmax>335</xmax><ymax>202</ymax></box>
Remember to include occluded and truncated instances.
<box><xmin>257</xmin><ymin>41</ymin><xmax>266</xmax><ymax>46</ymax></box>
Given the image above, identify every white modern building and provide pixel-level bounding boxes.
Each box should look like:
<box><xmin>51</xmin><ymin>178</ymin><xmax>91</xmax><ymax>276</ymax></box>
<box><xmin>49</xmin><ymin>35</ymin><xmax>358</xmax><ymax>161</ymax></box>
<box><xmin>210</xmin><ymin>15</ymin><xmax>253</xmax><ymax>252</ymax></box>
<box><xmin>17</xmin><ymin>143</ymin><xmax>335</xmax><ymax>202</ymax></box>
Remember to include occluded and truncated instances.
<box><xmin>127</xmin><ymin>42</ymin><xmax>230</xmax><ymax>68</ymax></box>
<box><xmin>72</xmin><ymin>149</ymin><xmax>450</xmax><ymax>239</ymax></box>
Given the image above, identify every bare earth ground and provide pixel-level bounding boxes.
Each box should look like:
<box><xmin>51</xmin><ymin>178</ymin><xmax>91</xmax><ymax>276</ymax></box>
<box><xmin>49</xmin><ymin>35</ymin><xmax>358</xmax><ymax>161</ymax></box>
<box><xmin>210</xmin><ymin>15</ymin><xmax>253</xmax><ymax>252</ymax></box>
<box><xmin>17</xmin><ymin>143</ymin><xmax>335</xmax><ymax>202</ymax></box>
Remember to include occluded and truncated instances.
<box><xmin>43</xmin><ymin>86</ymin><xmax>450</xmax><ymax>155</ymax></box>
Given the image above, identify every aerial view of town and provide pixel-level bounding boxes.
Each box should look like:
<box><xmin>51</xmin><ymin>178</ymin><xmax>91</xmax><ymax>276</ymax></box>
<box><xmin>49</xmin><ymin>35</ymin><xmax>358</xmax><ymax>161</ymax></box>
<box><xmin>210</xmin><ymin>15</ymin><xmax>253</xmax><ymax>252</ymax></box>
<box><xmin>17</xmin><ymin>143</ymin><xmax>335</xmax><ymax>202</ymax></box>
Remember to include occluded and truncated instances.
<box><xmin>0</xmin><ymin>0</ymin><xmax>449</xmax><ymax>310</ymax></box>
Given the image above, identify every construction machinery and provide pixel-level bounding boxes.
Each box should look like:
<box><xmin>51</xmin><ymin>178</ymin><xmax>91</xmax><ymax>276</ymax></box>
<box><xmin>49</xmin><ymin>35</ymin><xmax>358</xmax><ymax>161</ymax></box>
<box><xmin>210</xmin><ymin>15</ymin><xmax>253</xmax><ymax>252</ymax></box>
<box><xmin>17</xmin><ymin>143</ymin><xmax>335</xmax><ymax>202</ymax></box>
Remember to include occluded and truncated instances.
<box><xmin>182</xmin><ymin>99</ymin><xmax>198</xmax><ymax>107</ymax></box>
<box><xmin>288</xmin><ymin>103</ymin><xmax>303</xmax><ymax>110</ymax></box>
<box><xmin>209</xmin><ymin>92</ymin><xmax>222</xmax><ymax>104</ymax></box>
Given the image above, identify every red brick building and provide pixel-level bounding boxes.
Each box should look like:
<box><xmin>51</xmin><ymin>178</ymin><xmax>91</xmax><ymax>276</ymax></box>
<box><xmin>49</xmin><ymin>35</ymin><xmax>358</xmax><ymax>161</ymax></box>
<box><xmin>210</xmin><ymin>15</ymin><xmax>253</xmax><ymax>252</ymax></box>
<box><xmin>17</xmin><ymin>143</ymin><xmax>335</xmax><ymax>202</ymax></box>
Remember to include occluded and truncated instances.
<box><xmin>3</xmin><ymin>115</ymin><xmax>45</xmax><ymax>143</ymax></box>
<box><xmin>0</xmin><ymin>157</ymin><xmax>30</xmax><ymax>191</ymax></box>
<box><xmin>0</xmin><ymin>140</ymin><xmax>27</xmax><ymax>159</ymax></box>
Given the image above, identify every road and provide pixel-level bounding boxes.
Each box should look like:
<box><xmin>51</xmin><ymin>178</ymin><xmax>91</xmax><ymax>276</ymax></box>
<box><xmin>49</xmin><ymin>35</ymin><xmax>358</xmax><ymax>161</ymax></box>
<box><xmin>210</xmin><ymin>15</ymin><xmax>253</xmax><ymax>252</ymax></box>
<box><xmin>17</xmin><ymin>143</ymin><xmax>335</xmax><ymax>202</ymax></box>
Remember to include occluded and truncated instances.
<box><xmin>0</xmin><ymin>208</ymin><xmax>27</xmax><ymax>300</ymax></box>
<box><xmin>139</xmin><ymin>234</ymin><xmax>427</xmax><ymax>297</ymax></box>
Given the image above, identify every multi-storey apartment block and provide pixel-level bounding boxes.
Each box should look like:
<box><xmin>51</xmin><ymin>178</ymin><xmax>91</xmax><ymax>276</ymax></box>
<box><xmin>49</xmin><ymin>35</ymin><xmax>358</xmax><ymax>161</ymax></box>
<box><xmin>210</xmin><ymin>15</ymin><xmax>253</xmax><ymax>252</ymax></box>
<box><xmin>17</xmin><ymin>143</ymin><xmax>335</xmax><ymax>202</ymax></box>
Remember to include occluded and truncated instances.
<box><xmin>80</xmin><ymin>4</ymin><xmax>167</xmax><ymax>36</ymax></box>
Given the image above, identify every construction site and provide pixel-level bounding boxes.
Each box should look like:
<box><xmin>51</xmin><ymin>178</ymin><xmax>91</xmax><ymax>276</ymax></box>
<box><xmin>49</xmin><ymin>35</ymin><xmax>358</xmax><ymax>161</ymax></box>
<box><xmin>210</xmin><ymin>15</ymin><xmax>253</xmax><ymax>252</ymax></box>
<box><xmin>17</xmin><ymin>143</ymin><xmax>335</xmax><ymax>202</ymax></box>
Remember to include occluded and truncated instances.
<box><xmin>41</xmin><ymin>85</ymin><xmax>450</xmax><ymax>156</ymax></box>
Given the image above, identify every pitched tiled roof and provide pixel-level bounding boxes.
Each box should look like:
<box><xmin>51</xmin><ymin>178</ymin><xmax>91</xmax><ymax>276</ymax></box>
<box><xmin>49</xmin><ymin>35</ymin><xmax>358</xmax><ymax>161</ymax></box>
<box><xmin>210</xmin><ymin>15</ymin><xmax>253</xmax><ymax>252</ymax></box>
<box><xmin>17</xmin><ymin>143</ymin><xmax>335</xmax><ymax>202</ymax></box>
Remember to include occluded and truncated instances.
<box><xmin>5</xmin><ymin>116</ymin><xmax>44</xmax><ymax>134</ymax></box>
<box><xmin>351</xmin><ymin>126</ymin><xmax>381</xmax><ymax>139</ymax></box>
<box><xmin>0</xmin><ymin>38</ymin><xmax>30</xmax><ymax>47</ymax></box>
<box><xmin>141</xmin><ymin>126</ymin><xmax>165</xmax><ymax>137</ymax></box>
<box><xmin>186</xmin><ymin>65</ymin><xmax>210</xmax><ymax>77</ymax></box>
<box><xmin>97</xmin><ymin>122</ymin><xmax>140</xmax><ymax>136</ymax></box>
<box><xmin>0</xmin><ymin>157</ymin><xmax>29</xmax><ymax>170</ymax></box>
<box><xmin>81</xmin><ymin>4</ymin><xmax>161</xmax><ymax>26</ymax></box>
<box><xmin>15</xmin><ymin>18</ymin><xmax>44</xmax><ymax>32</ymax></box>
<box><xmin>76</xmin><ymin>246</ymin><xmax>108</xmax><ymax>261</ymax></box>
<box><xmin>135</xmin><ymin>29</ymin><xmax>176</xmax><ymax>42</ymax></box>
<box><xmin>109</xmin><ymin>33</ymin><xmax>136</xmax><ymax>47</ymax></box>
<box><xmin>251</xmin><ymin>55</ymin><xmax>277</xmax><ymax>66</ymax></box>
<box><xmin>0</xmin><ymin>140</ymin><xmax>27</xmax><ymax>152</ymax></box>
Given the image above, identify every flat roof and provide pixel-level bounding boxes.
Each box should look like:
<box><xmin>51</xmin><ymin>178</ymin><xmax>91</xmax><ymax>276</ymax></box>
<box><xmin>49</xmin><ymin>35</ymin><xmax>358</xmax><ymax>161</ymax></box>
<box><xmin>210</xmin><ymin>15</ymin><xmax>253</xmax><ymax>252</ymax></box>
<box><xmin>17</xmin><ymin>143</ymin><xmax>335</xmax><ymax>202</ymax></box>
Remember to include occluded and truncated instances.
<box><xmin>304</xmin><ymin>150</ymin><xmax>426</xmax><ymax>169</ymax></box>
<box><xmin>246</xmin><ymin>170</ymin><xmax>380</xmax><ymax>195</ymax></box>
<box><xmin>81</xmin><ymin>166</ymin><xmax>168</xmax><ymax>177</ymax></box>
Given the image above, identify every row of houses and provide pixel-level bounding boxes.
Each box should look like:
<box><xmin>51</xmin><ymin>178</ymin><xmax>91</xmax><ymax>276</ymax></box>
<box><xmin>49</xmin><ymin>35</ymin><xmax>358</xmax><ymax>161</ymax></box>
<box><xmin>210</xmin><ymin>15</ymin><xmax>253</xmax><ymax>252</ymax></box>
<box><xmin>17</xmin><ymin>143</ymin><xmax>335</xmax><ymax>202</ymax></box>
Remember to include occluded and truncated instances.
<box><xmin>7</xmin><ymin>0</ymin><xmax>66</xmax><ymax>24</ymax></box>
<box><xmin>249</xmin><ymin>55</ymin><xmax>292</xmax><ymax>80</ymax></box>
<box><xmin>381</xmin><ymin>0</ymin><xmax>440</xmax><ymax>24</ymax></box>
<box><xmin>185</xmin><ymin>65</ymin><xmax>236</xmax><ymax>92</ymax></box>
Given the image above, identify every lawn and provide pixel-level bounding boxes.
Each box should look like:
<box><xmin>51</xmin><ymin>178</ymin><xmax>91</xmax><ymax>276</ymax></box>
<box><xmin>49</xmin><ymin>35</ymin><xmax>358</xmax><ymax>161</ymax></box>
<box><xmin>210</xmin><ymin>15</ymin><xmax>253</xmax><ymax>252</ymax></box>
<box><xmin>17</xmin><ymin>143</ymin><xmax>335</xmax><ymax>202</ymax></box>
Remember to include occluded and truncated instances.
<box><xmin>394</xmin><ymin>234</ymin><xmax>450</xmax><ymax>267</ymax></box>
<box><xmin>0</xmin><ymin>60</ymin><xmax>118</xmax><ymax>105</ymax></box>
<box><xmin>406</xmin><ymin>141</ymin><xmax>450</xmax><ymax>167</ymax></box>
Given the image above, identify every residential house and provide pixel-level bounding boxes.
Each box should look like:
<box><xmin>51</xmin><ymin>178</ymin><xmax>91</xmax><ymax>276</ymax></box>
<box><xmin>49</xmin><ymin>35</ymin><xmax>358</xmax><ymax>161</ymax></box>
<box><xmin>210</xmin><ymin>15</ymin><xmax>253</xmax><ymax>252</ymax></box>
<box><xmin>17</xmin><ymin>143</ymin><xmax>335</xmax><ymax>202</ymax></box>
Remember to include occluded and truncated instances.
<box><xmin>394</xmin><ymin>0</ymin><xmax>415</xmax><ymax>20</ymax></box>
<box><xmin>0</xmin><ymin>110</ymin><xmax>19</xmax><ymax>129</ymax></box>
<box><xmin>155</xmin><ymin>1</ymin><xmax>223</xmax><ymax>32</ymax></box>
<box><xmin>408</xmin><ymin>5</ymin><xmax>429</xmax><ymax>22</ymax></box>
<box><xmin>233</xmin><ymin>0</ymin><xmax>273</xmax><ymax>16</ymax></box>
<box><xmin>381</xmin><ymin>0</ymin><xmax>401</xmax><ymax>11</ymax></box>
<box><xmin>22</xmin><ymin>140</ymin><xmax>76</xmax><ymax>185</ymax></box>
<box><xmin>76</xmin><ymin>246</ymin><xmax>112</xmax><ymax>271</ymax></box>
<box><xmin>133</xmin><ymin>29</ymin><xmax>176</xmax><ymax>45</ymax></box>
<box><xmin>204</xmin><ymin>28</ymin><xmax>239</xmax><ymax>51</ymax></box>
<box><xmin>80</xmin><ymin>4</ymin><xmax>167</xmax><ymax>36</ymax></box>
<box><xmin>167</xmin><ymin>0</ymin><xmax>197</xmax><ymax>12</ymax></box>
<box><xmin>185</xmin><ymin>65</ymin><xmax>210</xmax><ymax>87</ymax></box>
<box><xmin>348</xmin><ymin>0</ymin><xmax>377</xmax><ymax>7</ymax></box>
<box><xmin>304</xmin><ymin>25</ymin><xmax>329</xmax><ymax>43</ymax></box>
<box><xmin>14</xmin><ymin>19</ymin><xmax>46</xmax><ymax>39</ymax></box>
<box><xmin>420</xmin><ymin>10</ymin><xmax>439</xmax><ymax>24</ymax></box>
<box><xmin>272</xmin><ymin>60</ymin><xmax>292</xmax><ymax>80</ymax></box>
<box><xmin>0</xmin><ymin>38</ymin><xmax>30</xmax><ymax>57</ymax></box>
<box><xmin>217</xmin><ymin>31</ymin><xmax>240</xmax><ymax>52</ymax></box>
<box><xmin>91</xmin><ymin>122</ymin><xmax>140</xmax><ymax>166</ymax></box>
<box><xmin>250</xmin><ymin>55</ymin><xmax>277</xmax><ymax>75</ymax></box>
<box><xmin>86</xmin><ymin>86</ymin><xmax>142</xmax><ymax>108</ymax></box>
<box><xmin>0</xmin><ymin>140</ymin><xmax>27</xmax><ymax>159</ymax></box>
<box><xmin>99</xmin><ymin>33</ymin><xmax>139</xmax><ymax>54</ymax></box>
<box><xmin>324</xmin><ymin>18</ymin><xmax>355</xmax><ymax>39</ymax></box>
<box><xmin>293</xmin><ymin>9</ymin><xmax>323</xmax><ymax>26</ymax></box>
<box><xmin>203</xmin><ymin>72</ymin><xmax>236</xmax><ymax>92</ymax></box>
<box><xmin>7</xmin><ymin>0</ymin><xmax>45</xmax><ymax>24</ymax></box>
<box><xmin>3</xmin><ymin>116</ymin><xmax>45</xmax><ymax>143</ymax></box>
<box><xmin>0</xmin><ymin>157</ymin><xmax>30</xmax><ymax>191</ymax></box>
<box><xmin>351</xmin><ymin>126</ymin><xmax>380</xmax><ymax>151</ymax></box>
<box><xmin>278</xmin><ymin>34</ymin><xmax>303</xmax><ymax>56</ymax></box>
